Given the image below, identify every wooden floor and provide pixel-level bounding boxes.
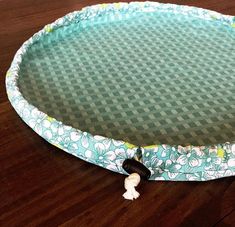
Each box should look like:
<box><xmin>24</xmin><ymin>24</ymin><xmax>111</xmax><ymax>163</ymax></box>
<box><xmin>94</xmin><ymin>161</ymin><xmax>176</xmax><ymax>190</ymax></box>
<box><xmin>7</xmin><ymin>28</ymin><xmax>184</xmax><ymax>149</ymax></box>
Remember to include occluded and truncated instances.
<box><xmin>0</xmin><ymin>0</ymin><xmax>235</xmax><ymax>226</ymax></box>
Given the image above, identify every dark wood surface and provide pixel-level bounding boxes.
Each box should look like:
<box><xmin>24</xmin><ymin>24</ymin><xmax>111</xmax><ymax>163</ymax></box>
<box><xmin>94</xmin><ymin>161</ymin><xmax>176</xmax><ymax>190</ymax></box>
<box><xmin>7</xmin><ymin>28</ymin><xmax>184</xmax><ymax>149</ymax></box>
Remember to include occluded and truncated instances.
<box><xmin>0</xmin><ymin>0</ymin><xmax>235</xmax><ymax>226</ymax></box>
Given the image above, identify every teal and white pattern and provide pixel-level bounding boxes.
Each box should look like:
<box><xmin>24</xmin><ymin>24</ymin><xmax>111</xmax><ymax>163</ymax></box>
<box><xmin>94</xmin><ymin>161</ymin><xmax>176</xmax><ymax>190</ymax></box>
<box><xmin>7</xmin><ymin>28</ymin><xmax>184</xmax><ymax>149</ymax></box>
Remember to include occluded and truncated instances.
<box><xmin>6</xmin><ymin>2</ymin><xmax>235</xmax><ymax>181</ymax></box>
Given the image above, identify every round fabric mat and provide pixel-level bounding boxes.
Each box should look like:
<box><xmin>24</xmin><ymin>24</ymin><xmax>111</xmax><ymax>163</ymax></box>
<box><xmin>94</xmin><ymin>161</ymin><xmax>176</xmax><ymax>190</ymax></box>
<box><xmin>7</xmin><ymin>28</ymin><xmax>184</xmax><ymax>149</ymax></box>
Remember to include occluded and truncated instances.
<box><xmin>6</xmin><ymin>2</ymin><xmax>235</xmax><ymax>181</ymax></box>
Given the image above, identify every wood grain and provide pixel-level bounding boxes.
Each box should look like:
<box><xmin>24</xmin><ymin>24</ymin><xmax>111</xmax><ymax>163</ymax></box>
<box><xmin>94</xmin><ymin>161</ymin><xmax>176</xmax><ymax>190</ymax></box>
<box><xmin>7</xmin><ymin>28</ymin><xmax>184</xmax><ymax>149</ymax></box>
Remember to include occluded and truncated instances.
<box><xmin>0</xmin><ymin>1</ymin><xmax>234</xmax><ymax>226</ymax></box>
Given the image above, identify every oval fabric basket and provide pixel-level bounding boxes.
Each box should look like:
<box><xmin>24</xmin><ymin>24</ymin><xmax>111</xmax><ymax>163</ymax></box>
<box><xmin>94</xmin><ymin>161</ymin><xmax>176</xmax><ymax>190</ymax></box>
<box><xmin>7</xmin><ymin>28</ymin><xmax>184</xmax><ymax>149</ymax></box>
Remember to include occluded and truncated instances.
<box><xmin>6</xmin><ymin>2</ymin><xmax>235</xmax><ymax>181</ymax></box>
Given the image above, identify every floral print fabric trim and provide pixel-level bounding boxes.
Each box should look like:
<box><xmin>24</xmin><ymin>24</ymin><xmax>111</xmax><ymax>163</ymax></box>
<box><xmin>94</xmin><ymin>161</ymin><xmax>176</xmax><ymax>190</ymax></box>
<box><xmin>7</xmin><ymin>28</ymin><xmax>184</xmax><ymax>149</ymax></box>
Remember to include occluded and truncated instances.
<box><xmin>5</xmin><ymin>2</ymin><xmax>235</xmax><ymax>181</ymax></box>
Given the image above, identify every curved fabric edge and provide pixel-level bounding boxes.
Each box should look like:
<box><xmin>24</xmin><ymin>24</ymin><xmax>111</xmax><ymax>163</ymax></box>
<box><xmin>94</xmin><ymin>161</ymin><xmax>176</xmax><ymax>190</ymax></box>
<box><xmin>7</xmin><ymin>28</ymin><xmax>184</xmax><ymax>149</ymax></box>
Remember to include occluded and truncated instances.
<box><xmin>5</xmin><ymin>1</ymin><xmax>235</xmax><ymax>181</ymax></box>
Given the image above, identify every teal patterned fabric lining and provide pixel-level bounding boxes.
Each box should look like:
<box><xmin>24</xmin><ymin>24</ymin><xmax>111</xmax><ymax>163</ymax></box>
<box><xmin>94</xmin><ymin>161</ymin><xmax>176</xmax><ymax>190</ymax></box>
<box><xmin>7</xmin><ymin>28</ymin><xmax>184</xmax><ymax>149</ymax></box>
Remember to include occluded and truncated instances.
<box><xmin>18</xmin><ymin>7</ymin><xmax>235</xmax><ymax>146</ymax></box>
<box><xmin>6</xmin><ymin>2</ymin><xmax>235</xmax><ymax>181</ymax></box>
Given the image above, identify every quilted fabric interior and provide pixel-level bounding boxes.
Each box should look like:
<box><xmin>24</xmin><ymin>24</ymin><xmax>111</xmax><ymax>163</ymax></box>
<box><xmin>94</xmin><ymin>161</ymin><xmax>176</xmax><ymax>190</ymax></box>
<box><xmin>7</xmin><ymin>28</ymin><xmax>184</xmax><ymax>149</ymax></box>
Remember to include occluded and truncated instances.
<box><xmin>18</xmin><ymin>10</ymin><xmax>235</xmax><ymax>146</ymax></box>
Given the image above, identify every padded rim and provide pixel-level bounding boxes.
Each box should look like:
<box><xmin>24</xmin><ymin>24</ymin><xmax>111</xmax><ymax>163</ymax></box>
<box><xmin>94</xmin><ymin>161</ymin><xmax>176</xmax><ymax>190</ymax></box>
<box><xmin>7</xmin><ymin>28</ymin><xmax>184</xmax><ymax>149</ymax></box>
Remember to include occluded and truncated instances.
<box><xmin>6</xmin><ymin>2</ymin><xmax>235</xmax><ymax>181</ymax></box>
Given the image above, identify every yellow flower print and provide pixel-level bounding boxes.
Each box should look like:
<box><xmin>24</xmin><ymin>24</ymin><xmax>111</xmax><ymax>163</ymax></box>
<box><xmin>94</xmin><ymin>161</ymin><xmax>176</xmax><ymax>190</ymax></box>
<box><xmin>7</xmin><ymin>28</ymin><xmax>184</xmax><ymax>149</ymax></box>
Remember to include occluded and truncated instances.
<box><xmin>125</xmin><ymin>142</ymin><xmax>137</xmax><ymax>149</ymax></box>
<box><xmin>6</xmin><ymin>71</ymin><xmax>12</xmax><ymax>77</ymax></box>
<box><xmin>53</xmin><ymin>143</ymin><xmax>63</xmax><ymax>150</ymax></box>
<box><xmin>45</xmin><ymin>25</ymin><xmax>53</xmax><ymax>33</ymax></box>
<box><xmin>100</xmin><ymin>3</ymin><xmax>108</xmax><ymax>9</ymax></box>
<box><xmin>217</xmin><ymin>148</ymin><xmax>225</xmax><ymax>158</ymax></box>
<box><xmin>143</xmin><ymin>145</ymin><xmax>158</xmax><ymax>149</ymax></box>
<box><xmin>114</xmin><ymin>3</ymin><xmax>122</xmax><ymax>9</ymax></box>
<box><xmin>46</xmin><ymin>116</ymin><xmax>55</xmax><ymax>122</ymax></box>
